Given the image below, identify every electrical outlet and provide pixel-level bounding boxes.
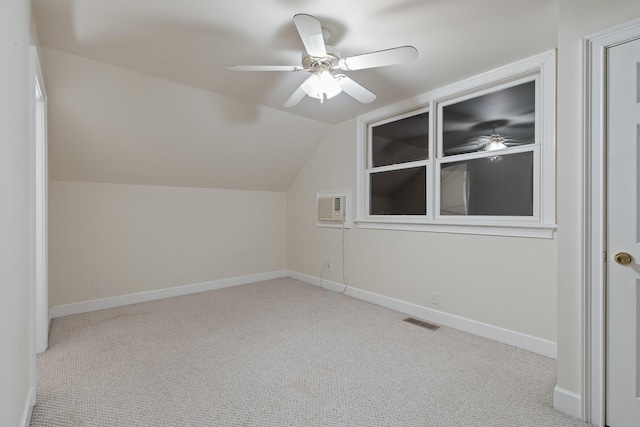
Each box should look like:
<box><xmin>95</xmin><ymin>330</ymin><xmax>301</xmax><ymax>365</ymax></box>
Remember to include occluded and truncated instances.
<box><xmin>431</xmin><ymin>292</ymin><xmax>438</xmax><ymax>305</ymax></box>
<box><xmin>93</xmin><ymin>283</ymin><xmax>102</xmax><ymax>295</ymax></box>
<box><xmin>326</xmin><ymin>262</ymin><xmax>332</xmax><ymax>272</ymax></box>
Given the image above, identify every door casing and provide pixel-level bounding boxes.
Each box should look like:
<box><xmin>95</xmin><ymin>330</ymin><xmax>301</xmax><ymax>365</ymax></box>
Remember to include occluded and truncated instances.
<box><xmin>583</xmin><ymin>16</ymin><xmax>640</xmax><ymax>427</ymax></box>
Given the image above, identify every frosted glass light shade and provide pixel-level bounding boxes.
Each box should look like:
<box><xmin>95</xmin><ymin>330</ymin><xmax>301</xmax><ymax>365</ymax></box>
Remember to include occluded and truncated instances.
<box><xmin>302</xmin><ymin>71</ymin><xmax>342</xmax><ymax>100</ymax></box>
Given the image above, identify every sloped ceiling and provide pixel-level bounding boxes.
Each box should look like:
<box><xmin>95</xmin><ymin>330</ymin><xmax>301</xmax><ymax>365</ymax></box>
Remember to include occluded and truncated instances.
<box><xmin>32</xmin><ymin>0</ymin><xmax>558</xmax><ymax>191</ymax></box>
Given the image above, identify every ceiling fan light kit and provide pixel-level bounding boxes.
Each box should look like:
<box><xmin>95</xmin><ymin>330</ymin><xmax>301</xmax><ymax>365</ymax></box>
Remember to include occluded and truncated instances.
<box><xmin>301</xmin><ymin>71</ymin><xmax>342</xmax><ymax>102</ymax></box>
<box><xmin>483</xmin><ymin>134</ymin><xmax>508</xmax><ymax>151</ymax></box>
<box><xmin>228</xmin><ymin>14</ymin><xmax>418</xmax><ymax>107</ymax></box>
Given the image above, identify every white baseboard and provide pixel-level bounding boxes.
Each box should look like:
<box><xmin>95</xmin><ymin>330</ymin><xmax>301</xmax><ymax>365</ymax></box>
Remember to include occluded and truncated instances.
<box><xmin>21</xmin><ymin>386</ymin><xmax>35</xmax><ymax>427</ymax></box>
<box><xmin>288</xmin><ymin>270</ymin><xmax>558</xmax><ymax>359</ymax></box>
<box><xmin>50</xmin><ymin>270</ymin><xmax>288</xmax><ymax>318</ymax></box>
<box><xmin>50</xmin><ymin>269</ymin><xmax>558</xmax><ymax>359</ymax></box>
<box><xmin>553</xmin><ymin>385</ymin><xmax>582</xmax><ymax>420</ymax></box>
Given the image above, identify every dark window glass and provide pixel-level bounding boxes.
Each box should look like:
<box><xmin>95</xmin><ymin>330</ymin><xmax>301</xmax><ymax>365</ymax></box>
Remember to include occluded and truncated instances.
<box><xmin>442</xmin><ymin>81</ymin><xmax>535</xmax><ymax>157</ymax></box>
<box><xmin>371</xmin><ymin>112</ymin><xmax>429</xmax><ymax>167</ymax></box>
<box><xmin>440</xmin><ymin>151</ymin><xmax>533</xmax><ymax>216</ymax></box>
<box><xmin>370</xmin><ymin>166</ymin><xmax>426</xmax><ymax>215</ymax></box>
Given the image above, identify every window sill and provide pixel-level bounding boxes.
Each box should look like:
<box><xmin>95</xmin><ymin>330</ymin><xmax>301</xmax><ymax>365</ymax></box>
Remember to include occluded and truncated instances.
<box><xmin>354</xmin><ymin>218</ymin><xmax>556</xmax><ymax>239</ymax></box>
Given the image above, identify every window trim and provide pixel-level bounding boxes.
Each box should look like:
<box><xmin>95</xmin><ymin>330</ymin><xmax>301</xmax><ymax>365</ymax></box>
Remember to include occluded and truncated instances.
<box><xmin>355</xmin><ymin>50</ymin><xmax>556</xmax><ymax>239</ymax></box>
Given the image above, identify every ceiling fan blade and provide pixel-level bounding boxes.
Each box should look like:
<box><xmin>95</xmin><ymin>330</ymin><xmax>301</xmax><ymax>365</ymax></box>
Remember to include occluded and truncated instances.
<box><xmin>466</xmin><ymin>136</ymin><xmax>528</xmax><ymax>145</ymax></box>
<box><xmin>293</xmin><ymin>14</ymin><xmax>327</xmax><ymax>58</ymax></box>
<box><xmin>284</xmin><ymin>84</ymin><xmax>307</xmax><ymax>108</ymax></box>
<box><xmin>338</xmin><ymin>46</ymin><xmax>418</xmax><ymax>71</ymax></box>
<box><xmin>466</xmin><ymin>136</ymin><xmax>492</xmax><ymax>144</ymax></box>
<box><xmin>227</xmin><ymin>65</ymin><xmax>304</xmax><ymax>72</ymax></box>
<box><xmin>335</xmin><ymin>75</ymin><xmax>376</xmax><ymax>103</ymax></box>
<box><xmin>444</xmin><ymin>143</ymin><xmax>483</xmax><ymax>155</ymax></box>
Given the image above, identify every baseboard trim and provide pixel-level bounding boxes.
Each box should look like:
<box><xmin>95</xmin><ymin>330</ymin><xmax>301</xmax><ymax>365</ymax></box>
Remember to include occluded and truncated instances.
<box><xmin>288</xmin><ymin>270</ymin><xmax>557</xmax><ymax>359</ymax></box>
<box><xmin>50</xmin><ymin>270</ymin><xmax>288</xmax><ymax>318</ymax></box>
<box><xmin>50</xmin><ymin>270</ymin><xmax>557</xmax><ymax>359</ymax></box>
<box><xmin>21</xmin><ymin>386</ymin><xmax>35</xmax><ymax>427</ymax></box>
<box><xmin>553</xmin><ymin>385</ymin><xmax>582</xmax><ymax>420</ymax></box>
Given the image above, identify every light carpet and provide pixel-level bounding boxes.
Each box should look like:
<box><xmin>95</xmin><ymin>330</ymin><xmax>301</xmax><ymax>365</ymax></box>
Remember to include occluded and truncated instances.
<box><xmin>31</xmin><ymin>278</ymin><xmax>591</xmax><ymax>426</ymax></box>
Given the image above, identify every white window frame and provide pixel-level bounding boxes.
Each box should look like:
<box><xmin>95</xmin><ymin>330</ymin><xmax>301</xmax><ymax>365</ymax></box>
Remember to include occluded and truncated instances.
<box><xmin>366</xmin><ymin>106</ymin><xmax>432</xmax><ymax>220</ymax></box>
<box><xmin>435</xmin><ymin>74</ymin><xmax>541</xmax><ymax>223</ymax></box>
<box><xmin>355</xmin><ymin>50</ymin><xmax>556</xmax><ymax>238</ymax></box>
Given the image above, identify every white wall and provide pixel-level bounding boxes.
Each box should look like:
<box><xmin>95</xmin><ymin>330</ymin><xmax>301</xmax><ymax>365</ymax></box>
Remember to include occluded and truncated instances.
<box><xmin>39</xmin><ymin>47</ymin><xmax>331</xmax><ymax>191</ymax></box>
<box><xmin>42</xmin><ymin>47</ymin><xmax>297</xmax><ymax>312</ymax></box>
<box><xmin>556</xmin><ymin>0</ymin><xmax>640</xmax><ymax>397</ymax></box>
<box><xmin>49</xmin><ymin>181</ymin><xmax>287</xmax><ymax>306</ymax></box>
<box><xmin>0</xmin><ymin>0</ymin><xmax>33</xmax><ymax>425</ymax></box>
<box><xmin>288</xmin><ymin>119</ymin><xmax>558</xmax><ymax>343</ymax></box>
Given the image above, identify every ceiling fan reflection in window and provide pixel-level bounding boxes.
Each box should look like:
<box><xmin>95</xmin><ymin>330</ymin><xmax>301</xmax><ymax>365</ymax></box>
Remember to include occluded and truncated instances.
<box><xmin>443</xmin><ymin>119</ymin><xmax>533</xmax><ymax>156</ymax></box>
<box><xmin>227</xmin><ymin>14</ymin><xmax>418</xmax><ymax>107</ymax></box>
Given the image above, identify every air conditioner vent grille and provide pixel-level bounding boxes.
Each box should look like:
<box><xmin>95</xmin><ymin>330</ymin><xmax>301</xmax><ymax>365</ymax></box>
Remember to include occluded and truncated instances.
<box><xmin>317</xmin><ymin>196</ymin><xmax>345</xmax><ymax>222</ymax></box>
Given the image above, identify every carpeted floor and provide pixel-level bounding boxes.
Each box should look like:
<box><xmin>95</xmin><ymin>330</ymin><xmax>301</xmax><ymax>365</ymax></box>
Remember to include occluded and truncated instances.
<box><xmin>31</xmin><ymin>278</ymin><xmax>591</xmax><ymax>426</ymax></box>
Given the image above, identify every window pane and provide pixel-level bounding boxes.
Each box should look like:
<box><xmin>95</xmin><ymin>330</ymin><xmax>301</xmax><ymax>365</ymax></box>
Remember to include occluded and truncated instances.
<box><xmin>440</xmin><ymin>152</ymin><xmax>533</xmax><ymax>216</ymax></box>
<box><xmin>370</xmin><ymin>166</ymin><xmax>426</xmax><ymax>215</ymax></box>
<box><xmin>371</xmin><ymin>112</ymin><xmax>429</xmax><ymax>167</ymax></box>
<box><xmin>442</xmin><ymin>81</ymin><xmax>535</xmax><ymax>156</ymax></box>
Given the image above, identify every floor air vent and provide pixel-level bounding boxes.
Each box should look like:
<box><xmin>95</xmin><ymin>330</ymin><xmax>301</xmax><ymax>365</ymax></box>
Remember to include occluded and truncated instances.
<box><xmin>403</xmin><ymin>317</ymin><xmax>440</xmax><ymax>330</ymax></box>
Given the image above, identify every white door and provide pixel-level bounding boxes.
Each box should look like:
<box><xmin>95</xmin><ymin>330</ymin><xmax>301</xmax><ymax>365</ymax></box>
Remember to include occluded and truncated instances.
<box><xmin>606</xmin><ymin>36</ymin><xmax>640</xmax><ymax>427</ymax></box>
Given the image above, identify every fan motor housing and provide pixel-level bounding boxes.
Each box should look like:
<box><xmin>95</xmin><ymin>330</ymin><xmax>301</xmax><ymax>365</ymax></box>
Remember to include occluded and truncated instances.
<box><xmin>302</xmin><ymin>46</ymin><xmax>340</xmax><ymax>72</ymax></box>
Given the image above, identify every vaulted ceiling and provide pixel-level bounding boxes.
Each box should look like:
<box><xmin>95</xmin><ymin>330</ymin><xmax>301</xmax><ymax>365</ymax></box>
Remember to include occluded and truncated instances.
<box><xmin>32</xmin><ymin>0</ymin><xmax>558</xmax><ymax>190</ymax></box>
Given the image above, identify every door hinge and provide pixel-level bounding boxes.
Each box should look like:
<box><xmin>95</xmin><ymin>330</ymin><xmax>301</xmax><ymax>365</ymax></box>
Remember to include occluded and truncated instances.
<box><xmin>604</xmin><ymin>251</ymin><xmax>607</xmax><ymax>262</ymax></box>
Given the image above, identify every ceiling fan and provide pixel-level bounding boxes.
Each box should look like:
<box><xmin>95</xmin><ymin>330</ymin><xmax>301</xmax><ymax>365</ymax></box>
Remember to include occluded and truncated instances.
<box><xmin>443</xmin><ymin>120</ymin><xmax>532</xmax><ymax>155</ymax></box>
<box><xmin>227</xmin><ymin>14</ymin><xmax>418</xmax><ymax>107</ymax></box>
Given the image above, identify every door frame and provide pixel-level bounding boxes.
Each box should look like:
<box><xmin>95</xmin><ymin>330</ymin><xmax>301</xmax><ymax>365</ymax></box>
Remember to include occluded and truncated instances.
<box><xmin>30</xmin><ymin>45</ymin><xmax>48</xmax><ymax>355</ymax></box>
<box><xmin>28</xmin><ymin>44</ymin><xmax>48</xmax><ymax>416</ymax></box>
<box><xmin>583</xmin><ymin>16</ymin><xmax>640</xmax><ymax>427</ymax></box>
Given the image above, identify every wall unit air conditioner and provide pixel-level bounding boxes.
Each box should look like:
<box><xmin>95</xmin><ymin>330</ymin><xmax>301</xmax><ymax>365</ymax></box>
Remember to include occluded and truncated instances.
<box><xmin>317</xmin><ymin>196</ymin><xmax>345</xmax><ymax>222</ymax></box>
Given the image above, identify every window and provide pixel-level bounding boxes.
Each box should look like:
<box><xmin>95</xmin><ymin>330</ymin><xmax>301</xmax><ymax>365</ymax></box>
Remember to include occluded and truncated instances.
<box><xmin>437</xmin><ymin>78</ymin><xmax>537</xmax><ymax>218</ymax></box>
<box><xmin>356</xmin><ymin>50</ymin><xmax>556</xmax><ymax>238</ymax></box>
<box><xmin>369</xmin><ymin>109</ymin><xmax>429</xmax><ymax>216</ymax></box>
